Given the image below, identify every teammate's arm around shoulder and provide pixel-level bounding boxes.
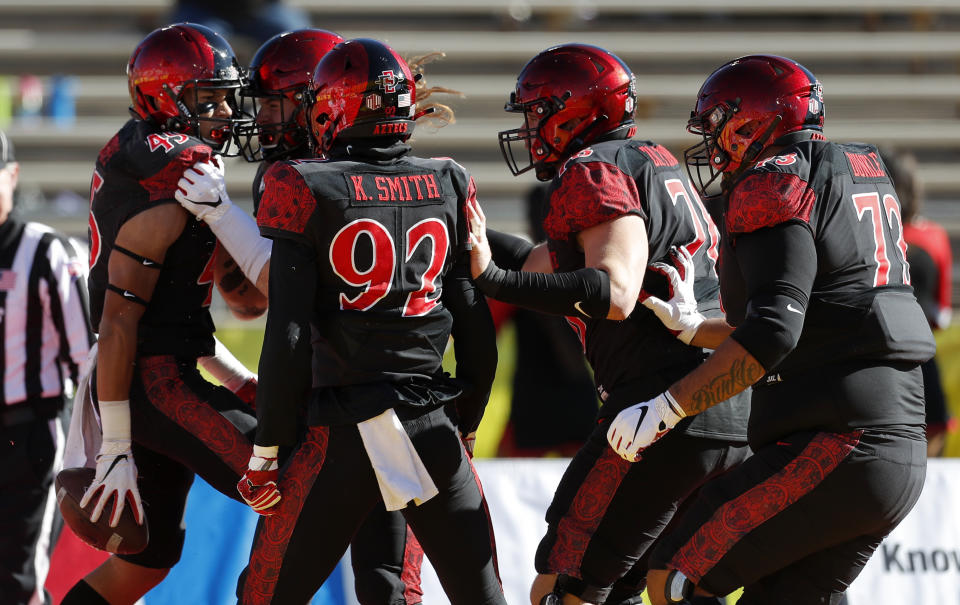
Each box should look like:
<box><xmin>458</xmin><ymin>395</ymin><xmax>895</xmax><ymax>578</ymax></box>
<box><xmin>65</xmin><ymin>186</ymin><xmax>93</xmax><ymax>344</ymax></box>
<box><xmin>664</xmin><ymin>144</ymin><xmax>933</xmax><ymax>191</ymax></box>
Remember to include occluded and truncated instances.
<box><xmin>577</xmin><ymin>213</ymin><xmax>648</xmax><ymax>320</ymax></box>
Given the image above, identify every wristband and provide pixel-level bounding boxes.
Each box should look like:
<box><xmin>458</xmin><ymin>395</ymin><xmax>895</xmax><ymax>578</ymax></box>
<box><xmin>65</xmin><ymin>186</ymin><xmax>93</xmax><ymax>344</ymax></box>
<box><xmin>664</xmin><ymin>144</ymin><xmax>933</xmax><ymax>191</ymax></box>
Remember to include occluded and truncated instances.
<box><xmin>98</xmin><ymin>399</ymin><xmax>131</xmax><ymax>442</ymax></box>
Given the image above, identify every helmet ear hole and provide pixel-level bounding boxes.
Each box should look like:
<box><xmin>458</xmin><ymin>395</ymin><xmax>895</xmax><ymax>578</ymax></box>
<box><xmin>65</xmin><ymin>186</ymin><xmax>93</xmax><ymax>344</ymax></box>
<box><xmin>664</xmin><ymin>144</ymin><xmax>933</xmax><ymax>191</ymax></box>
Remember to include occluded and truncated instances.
<box><xmin>558</xmin><ymin>116</ymin><xmax>585</xmax><ymax>132</ymax></box>
<box><xmin>735</xmin><ymin>120</ymin><xmax>761</xmax><ymax>137</ymax></box>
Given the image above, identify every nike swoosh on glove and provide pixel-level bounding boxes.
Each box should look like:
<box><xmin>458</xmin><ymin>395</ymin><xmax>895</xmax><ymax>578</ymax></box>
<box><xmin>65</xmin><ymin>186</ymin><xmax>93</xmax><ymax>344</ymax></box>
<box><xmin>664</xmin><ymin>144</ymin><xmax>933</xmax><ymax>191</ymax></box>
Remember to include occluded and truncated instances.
<box><xmin>80</xmin><ymin>439</ymin><xmax>145</xmax><ymax>527</ymax></box>
<box><xmin>175</xmin><ymin>157</ymin><xmax>232</xmax><ymax>223</ymax></box>
<box><xmin>641</xmin><ymin>247</ymin><xmax>704</xmax><ymax>345</ymax></box>
<box><xmin>237</xmin><ymin>446</ymin><xmax>281</xmax><ymax>515</ymax></box>
<box><xmin>606</xmin><ymin>391</ymin><xmax>686</xmax><ymax>462</ymax></box>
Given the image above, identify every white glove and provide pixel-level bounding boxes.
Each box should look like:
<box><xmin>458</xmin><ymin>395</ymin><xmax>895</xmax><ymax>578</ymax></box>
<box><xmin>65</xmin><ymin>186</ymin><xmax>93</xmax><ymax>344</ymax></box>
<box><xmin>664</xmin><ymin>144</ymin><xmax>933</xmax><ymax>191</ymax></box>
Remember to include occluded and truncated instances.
<box><xmin>606</xmin><ymin>391</ymin><xmax>686</xmax><ymax>462</ymax></box>
<box><xmin>642</xmin><ymin>247</ymin><xmax>705</xmax><ymax>345</ymax></box>
<box><xmin>176</xmin><ymin>158</ymin><xmax>271</xmax><ymax>285</ymax></box>
<box><xmin>80</xmin><ymin>400</ymin><xmax>144</xmax><ymax>527</ymax></box>
<box><xmin>175</xmin><ymin>157</ymin><xmax>232</xmax><ymax>223</ymax></box>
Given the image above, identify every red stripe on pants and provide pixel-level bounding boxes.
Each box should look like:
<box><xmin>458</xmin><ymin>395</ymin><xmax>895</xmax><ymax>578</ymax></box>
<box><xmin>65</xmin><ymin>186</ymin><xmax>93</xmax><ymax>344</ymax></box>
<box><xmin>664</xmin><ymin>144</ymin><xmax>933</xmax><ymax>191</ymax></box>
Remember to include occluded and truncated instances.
<box><xmin>548</xmin><ymin>447</ymin><xmax>632</xmax><ymax>576</ymax></box>
<box><xmin>139</xmin><ymin>355</ymin><xmax>250</xmax><ymax>475</ymax></box>
<box><xmin>241</xmin><ymin>426</ymin><xmax>330</xmax><ymax>604</ymax></box>
<box><xmin>669</xmin><ymin>431</ymin><xmax>861</xmax><ymax>583</ymax></box>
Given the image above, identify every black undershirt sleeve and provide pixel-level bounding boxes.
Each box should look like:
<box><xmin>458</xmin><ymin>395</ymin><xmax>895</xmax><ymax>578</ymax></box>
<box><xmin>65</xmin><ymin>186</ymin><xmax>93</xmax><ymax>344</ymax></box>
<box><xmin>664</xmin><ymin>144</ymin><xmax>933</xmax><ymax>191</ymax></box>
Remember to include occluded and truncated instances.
<box><xmin>473</xmin><ymin>261</ymin><xmax>611</xmax><ymax>320</ymax></box>
<box><xmin>487</xmin><ymin>228</ymin><xmax>534</xmax><ymax>271</ymax></box>
<box><xmin>254</xmin><ymin>237</ymin><xmax>315</xmax><ymax>446</ymax></box>
<box><xmin>443</xmin><ymin>252</ymin><xmax>498</xmax><ymax>434</ymax></box>
<box><xmin>729</xmin><ymin>221</ymin><xmax>817</xmax><ymax>370</ymax></box>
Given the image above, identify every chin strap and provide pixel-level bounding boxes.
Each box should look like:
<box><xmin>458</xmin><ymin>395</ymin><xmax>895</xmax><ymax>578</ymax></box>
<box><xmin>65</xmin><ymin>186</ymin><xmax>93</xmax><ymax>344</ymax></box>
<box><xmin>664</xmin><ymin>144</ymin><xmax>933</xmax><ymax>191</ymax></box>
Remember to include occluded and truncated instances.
<box><xmin>741</xmin><ymin>115</ymin><xmax>783</xmax><ymax>167</ymax></box>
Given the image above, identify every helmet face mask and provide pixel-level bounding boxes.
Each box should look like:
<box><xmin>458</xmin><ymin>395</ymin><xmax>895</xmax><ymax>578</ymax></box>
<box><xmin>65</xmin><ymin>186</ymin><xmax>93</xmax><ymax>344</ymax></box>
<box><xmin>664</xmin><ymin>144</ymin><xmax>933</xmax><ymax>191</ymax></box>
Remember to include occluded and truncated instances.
<box><xmin>127</xmin><ymin>23</ymin><xmax>253</xmax><ymax>156</ymax></box>
<box><xmin>684</xmin><ymin>54</ymin><xmax>825</xmax><ymax>196</ymax></box>
<box><xmin>498</xmin><ymin>44</ymin><xmax>637</xmax><ymax>182</ymax></box>
<box><xmin>238</xmin><ymin>88</ymin><xmax>307</xmax><ymax>162</ymax></box>
<box><xmin>239</xmin><ymin>29</ymin><xmax>344</xmax><ymax>162</ymax></box>
<box><xmin>498</xmin><ymin>91</ymin><xmax>571</xmax><ymax>180</ymax></box>
<box><xmin>179</xmin><ymin>82</ymin><xmax>250</xmax><ymax>153</ymax></box>
<box><xmin>684</xmin><ymin>100</ymin><xmax>740</xmax><ymax>196</ymax></box>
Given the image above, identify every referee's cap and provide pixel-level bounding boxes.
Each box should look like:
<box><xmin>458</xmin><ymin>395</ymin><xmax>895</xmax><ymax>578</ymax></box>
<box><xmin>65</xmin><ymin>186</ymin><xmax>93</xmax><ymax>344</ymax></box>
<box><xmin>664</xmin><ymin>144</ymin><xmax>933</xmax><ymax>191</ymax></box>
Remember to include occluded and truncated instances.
<box><xmin>0</xmin><ymin>130</ymin><xmax>14</xmax><ymax>169</ymax></box>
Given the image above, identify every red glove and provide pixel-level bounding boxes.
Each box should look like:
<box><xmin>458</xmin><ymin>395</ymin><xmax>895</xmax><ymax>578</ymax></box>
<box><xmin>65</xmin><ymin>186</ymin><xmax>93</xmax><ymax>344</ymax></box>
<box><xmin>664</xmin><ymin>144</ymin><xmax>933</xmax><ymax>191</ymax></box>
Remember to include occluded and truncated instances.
<box><xmin>237</xmin><ymin>445</ymin><xmax>281</xmax><ymax>515</ymax></box>
<box><xmin>233</xmin><ymin>377</ymin><xmax>257</xmax><ymax>408</ymax></box>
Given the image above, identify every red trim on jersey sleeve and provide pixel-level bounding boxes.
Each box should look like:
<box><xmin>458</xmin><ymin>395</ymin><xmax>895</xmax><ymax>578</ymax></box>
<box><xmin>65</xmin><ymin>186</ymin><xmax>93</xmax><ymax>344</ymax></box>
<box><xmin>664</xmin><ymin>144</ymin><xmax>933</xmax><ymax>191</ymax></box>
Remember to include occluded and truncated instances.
<box><xmin>727</xmin><ymin>172</ymin><xmax>815</xmax><ymax>235</ymax></box>
<box><xmin>543</xmin><ymin>161</ymin><xmax>643</xmax><ymax>241</ymax></box>
<box><xmin>97</xmin><ymin>134</ymin><xmax>122</xmax><ymax>166</ymax></box>
<box><xmin>257</xmin><ymin>162</ymin><xmax>317</xmax><ymax>236</ymax></box>
<box><xmin>138</xmin><ymin>146</ymin><xmax>213</xmax><ymax>202</ymax></box>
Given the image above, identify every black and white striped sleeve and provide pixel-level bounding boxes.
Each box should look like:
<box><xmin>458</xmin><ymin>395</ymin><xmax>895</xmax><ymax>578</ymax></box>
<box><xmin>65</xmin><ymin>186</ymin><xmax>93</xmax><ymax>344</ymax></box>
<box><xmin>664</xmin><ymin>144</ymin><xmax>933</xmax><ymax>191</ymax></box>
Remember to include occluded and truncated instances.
<box><xmin>42</xmin><ymin>233</ymin><xmax>94</xmax><ymax>383</ymax></box>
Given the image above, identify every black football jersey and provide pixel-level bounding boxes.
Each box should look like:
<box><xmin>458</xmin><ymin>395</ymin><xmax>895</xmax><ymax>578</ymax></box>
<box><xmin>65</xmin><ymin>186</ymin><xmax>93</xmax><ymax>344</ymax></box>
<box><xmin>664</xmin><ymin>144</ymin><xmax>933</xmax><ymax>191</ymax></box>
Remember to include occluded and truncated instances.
<box><xmin>257</xmin><ymin>153</ymin><xmax>474</xmax><ymax>390</ymax></box>
<box><xmin>252</xmin><ymin>160</ymin><xmax>270</xmax><ymax>217</ymax></box>
<box><xmin>722</xmin><ymin>135</ymin><xmax>935</xmax><ymax>436</ymax></box>
<box><xmin>88</xmin><ymin>119</ymin><xmax>217</xmax><ymax>357</ymax></box>
<box><xmin>544</xmin><ymin>139</ymin><xmax>748</xmax><ymax>441</ymax></box>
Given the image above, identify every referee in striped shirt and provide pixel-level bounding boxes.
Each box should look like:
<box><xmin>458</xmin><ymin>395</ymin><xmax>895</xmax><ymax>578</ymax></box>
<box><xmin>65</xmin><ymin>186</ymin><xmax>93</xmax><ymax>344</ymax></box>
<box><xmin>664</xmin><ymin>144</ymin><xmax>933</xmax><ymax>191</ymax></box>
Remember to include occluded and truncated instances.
<box><xmin>0</xmin><ymin>130</ymin><xmax>94</xmax><ymax>605</ymax></box>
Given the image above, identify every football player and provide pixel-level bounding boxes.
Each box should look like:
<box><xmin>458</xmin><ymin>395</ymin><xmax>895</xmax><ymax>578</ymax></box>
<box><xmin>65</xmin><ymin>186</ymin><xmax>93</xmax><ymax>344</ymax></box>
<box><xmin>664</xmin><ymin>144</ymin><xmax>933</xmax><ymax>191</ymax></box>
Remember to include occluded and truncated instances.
<box><xmin>61</xmin><ymin>23</ymin><xmax>264</xmax><ymax>605</ymax></box>
<box><xmin>176</xmin><ymin>29</ymin><xmax>429</xmax><ymax>605</ymax></box>
<box><xmin>609</xmin><ymin>55</ymin><xmax>933</xmax><ymax>604</ymax></box>
<box><xmin>466</xmin><ymin>44</ymin><xmax>751</xmax><ymax>605</ymax></box>
<box><xmin>198</xmin><ymin>37</ymin><xmax>503</xmax><ymax>604</ymax></box>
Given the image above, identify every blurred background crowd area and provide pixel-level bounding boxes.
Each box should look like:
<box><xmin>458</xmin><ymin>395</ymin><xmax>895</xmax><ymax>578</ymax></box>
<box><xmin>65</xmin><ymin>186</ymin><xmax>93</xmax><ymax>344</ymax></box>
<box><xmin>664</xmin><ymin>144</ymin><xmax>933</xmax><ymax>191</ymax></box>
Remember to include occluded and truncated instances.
<box><xmin>2</xmin><ymin>0</ymin><xmax>959</xmax><ymax>455</ymax></box>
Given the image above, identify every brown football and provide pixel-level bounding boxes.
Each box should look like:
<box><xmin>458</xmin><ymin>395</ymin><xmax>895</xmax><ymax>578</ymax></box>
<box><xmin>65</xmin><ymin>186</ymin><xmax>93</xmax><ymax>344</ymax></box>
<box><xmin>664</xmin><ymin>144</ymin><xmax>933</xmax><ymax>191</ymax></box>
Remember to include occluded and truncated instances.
<box><xmin>55</xmin><ymin>467</ymin><xmax>149</xmax><ymax>555</ymax></box>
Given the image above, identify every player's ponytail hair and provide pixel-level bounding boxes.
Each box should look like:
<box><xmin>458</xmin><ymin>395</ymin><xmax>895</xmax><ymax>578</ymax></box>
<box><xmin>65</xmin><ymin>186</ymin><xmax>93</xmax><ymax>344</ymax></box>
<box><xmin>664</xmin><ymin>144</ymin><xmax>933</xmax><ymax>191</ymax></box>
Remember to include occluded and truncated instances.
<box><xmin>406</xmin><ymin>52</ymin><xmax>462</xmax><ymax>130</ymax></box>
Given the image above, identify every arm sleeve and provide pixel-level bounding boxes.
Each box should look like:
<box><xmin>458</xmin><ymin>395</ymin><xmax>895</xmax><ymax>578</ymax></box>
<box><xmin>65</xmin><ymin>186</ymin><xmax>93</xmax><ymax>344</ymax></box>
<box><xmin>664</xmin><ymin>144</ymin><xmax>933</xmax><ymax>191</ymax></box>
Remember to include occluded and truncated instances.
<box><xmin>728</xmin><ymin>221</ymin><xmax>817</xmax><ymax>370</ymax></box>
<box><xmin>442</xmin><ymin>252</ymin><xmax>498</xmax><ymax>434</ymax></box>
<box><xmin>254</xmin><ymin>237</ymin><xmax>316</xmax><ymax>446</ymax></box>
<box><xmin>487</xmin><ymin>229</ymin><xmax>534</xmax><ymax>271</ymax></box>
<box><xmin>473</xmin><ymin>262</ymin><xmax>610</xmax><ymax>319</ymax></box>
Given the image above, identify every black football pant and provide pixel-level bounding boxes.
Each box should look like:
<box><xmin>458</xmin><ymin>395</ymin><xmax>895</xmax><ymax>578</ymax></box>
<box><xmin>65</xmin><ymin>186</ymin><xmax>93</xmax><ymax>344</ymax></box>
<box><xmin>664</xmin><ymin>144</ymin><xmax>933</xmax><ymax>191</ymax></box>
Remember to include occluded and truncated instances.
<box><xmin>108</xmin><ymin>355</ymin><xmax>257</xmax><ymax>569</ymax></box>
<box><xmin>650</xmin><ymin>364</ymin><xmax>927</xmax><ymax>604</ymax></box>
<box><xmin>0</xmin><ymin>401</ymin><xmax>66</xmax><ymax>605</ymax></box>
<box><xmin>102</xmin><ymin>355</ymin><xmax>426</xmax><ymax>603</ymax></box>
<box><xmin>352</xmin><ymin>503</ymin><xmax>424</xmax><ymax>605</ymax></box>
<box><xmin>238</xmin><ymin>403</ymin><xmax>505</xmax><ymax>605</ymax></box>
<box><xmin>535</xmin><ymin>422</ymin><xmax>750</xmax><ymax>604</ymax></box>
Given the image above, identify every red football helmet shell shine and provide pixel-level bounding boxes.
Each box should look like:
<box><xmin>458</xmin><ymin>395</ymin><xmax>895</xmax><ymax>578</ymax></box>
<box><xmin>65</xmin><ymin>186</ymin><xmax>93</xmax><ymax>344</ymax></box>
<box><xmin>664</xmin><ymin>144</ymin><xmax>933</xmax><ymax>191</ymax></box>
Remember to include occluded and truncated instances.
<box><xmin>308</xmin><ymin>38</ymin><xmax>416</xmax><ymax>155</ymax></box>
<box><xmin>685</xmin><ymin>54</ymin><xmax>824</xmax><ymax>195</ymax></box>
<box><xmin>499</xmin><ymin>44</ymin><xmax>637</xmax><ymax>181</ymax></box>
<box><xmin>127</xmin><ymin>23</ymin><xmax>249</xmax><ymax>153</ymax></box>
<box><xmin>243</xmin><ymin>28</ymin><xmax>343</xmax><ymax>160</ymax></box>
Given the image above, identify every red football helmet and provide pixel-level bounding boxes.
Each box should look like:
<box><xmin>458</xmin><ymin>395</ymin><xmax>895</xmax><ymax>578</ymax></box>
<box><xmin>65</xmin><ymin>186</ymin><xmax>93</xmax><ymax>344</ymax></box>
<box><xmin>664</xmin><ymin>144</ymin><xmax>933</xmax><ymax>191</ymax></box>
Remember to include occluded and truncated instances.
<box><xmin>307</xmin><ymin>38</ymin><xmax>417</xmax><ymax>155</ymax></box>
<box><xmin>241</xmin><ymin>28</ymin><xmax>344</xmax><ymax>161</ymax></box>
<box><xmin>685</xmin><ymin>54</ymin><xmax>825</xmax><ymax>195</ymax></box>
<box><xmin>126</xmin><ymin>23</ymin><xmax>251</xmax><ymax>154</ymax></box>
<box><xmin>498</xmin><ymin>44</ymin><xmax>637</xmax><ymax>181</ymax></box>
